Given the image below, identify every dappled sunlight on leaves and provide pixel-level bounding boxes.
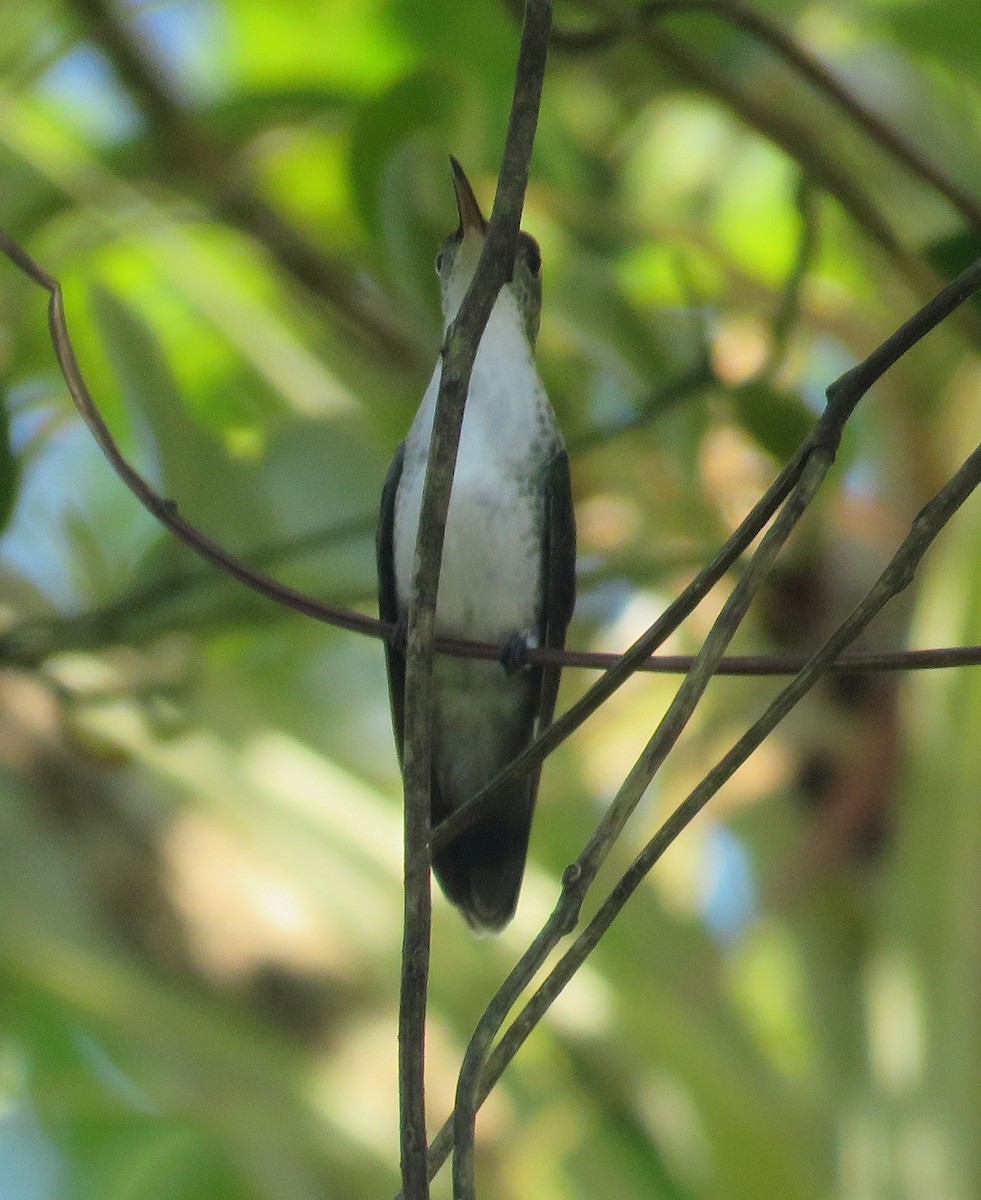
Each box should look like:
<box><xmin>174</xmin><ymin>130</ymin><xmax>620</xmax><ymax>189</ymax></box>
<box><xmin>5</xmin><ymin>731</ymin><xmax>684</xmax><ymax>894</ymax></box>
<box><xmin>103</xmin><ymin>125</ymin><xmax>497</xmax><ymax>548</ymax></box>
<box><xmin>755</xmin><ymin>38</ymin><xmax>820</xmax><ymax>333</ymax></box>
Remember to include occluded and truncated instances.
<box><xmin>0</xmin><ymin>0</ymin><xmax>979</xmax><ymax>1195</ymax></box>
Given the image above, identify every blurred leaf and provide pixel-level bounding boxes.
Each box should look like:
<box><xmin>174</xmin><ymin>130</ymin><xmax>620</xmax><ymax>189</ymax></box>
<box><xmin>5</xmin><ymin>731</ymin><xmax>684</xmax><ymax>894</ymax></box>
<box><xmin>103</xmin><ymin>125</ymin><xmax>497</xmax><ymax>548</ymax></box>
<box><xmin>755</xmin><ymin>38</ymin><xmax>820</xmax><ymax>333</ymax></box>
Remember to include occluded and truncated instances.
<box><xmin>348</xmin><ymin>67</ymin><xmax>460</xmax><ymax>245</ymax></box>
<box><xmin>227</xmin><ymin>0</ymin><xmax>413</xmax><ymax>94</ymax></box>
<box><xmin>555</xmin><ymin>255</ymin><xmax>679</xmax><ymax>392</ymax></box>
<box><xmin>926</xmin><ymin>229</ymin><xmax>981</xmax><ymax>313</ymax></box>
<box><xmin>882</xmin><ymin>0</ymin><xmax>981</xmax><ymax>81</ymax></box>
<box><xmin>1</xmin><ymin>2</ymin><xmax>980</xmax><ymax>1198</ymax></box>
<box><xmin>89</xmin><ymin>284</ymin><xmax>275</xmax><ymax>549</ymax></box>
<box><xmin>731</xmin><ymin>381</ymin><xmax>815</xmax><ymax>462</ymax></box>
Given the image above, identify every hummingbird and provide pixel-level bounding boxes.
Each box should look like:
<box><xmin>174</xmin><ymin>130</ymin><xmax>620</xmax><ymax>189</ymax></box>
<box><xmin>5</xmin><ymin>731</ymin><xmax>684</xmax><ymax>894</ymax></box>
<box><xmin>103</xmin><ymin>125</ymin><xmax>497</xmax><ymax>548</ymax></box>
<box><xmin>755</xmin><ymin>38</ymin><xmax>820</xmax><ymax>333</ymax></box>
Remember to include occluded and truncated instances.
<box><xmin>377</xmin><ymin>158</ymin><xmax>576</xmax><ymax>933</ymax></box>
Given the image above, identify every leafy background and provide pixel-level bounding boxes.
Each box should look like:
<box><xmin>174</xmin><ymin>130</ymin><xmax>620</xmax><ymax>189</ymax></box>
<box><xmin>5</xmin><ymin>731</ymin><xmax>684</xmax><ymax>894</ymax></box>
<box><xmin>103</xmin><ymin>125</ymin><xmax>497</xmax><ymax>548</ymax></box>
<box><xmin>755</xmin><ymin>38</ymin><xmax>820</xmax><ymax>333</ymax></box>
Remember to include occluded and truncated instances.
<box><xmin>0</xmin><ymin>1</ymin><xmax>980</xmax><ymax>1197</ymax></box>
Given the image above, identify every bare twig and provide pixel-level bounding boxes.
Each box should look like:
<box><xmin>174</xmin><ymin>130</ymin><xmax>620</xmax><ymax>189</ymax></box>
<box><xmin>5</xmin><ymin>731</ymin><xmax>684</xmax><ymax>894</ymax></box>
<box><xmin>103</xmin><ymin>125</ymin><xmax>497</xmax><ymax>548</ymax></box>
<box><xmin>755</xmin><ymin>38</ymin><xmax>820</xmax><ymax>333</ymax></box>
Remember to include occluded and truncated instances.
<box><xmin>0</xmin><ymin>228</ymin><xmax>381</xmax><ymax>638</ymax></box>
<box><xmin>500</xmin><ymin>439</ymin><xmax>981</xmax><ymax>1071</ymax></box>
<box><xmin>433</xmin><ymin>256</ymin><xmax>981</xmax><ymax>854</ymax></box>
<box><xmin>451</xmin><ymin>438</ymin><xmax>835</xmax><ymax>1194</ymax></box>
<box><xmin>4</xmin><ymin>224</ymin><xmax>981</xmax><ymax>693</ymax></box>
<box><xmin>6</xmin><ymin>224</ymin><xmax>981</xmax><ymax>701</ymax></box>
<box><xmin>431</xmin><ymin>441</ymin><xmax>809</xmax><ymax>853</ymax></box>
<box><xmin>397</xmin><ymin>3</ymin><xmax>554</xmax><ymax>1196</ymax></box>
<box><xmin>7</xmin><ymin>218</ymin><xmax>977</xmax><ymax>821</ymax></box>
<box><xmin>423</xmin><ymin>252</ymin><xmax>981</xmax><ymax>1194</ymax></box>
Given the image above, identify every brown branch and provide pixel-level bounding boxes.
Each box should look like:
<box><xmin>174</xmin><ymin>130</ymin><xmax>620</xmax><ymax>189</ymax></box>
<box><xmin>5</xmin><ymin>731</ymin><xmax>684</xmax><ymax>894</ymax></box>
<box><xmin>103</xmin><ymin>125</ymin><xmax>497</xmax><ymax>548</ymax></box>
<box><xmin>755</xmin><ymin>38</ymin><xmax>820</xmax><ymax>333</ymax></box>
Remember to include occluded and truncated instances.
<box><xmin>6</xmin><ymin>222</ymin><xmax>981</xmax><ymax>873</ymax></box>
<box><xmin>9</xmin><ymin>574</ymin><xmax>981</xmax><ymax>677</ymax></box>
<box><xmin>4</xmin><ymin>221</ymin><xmax>980</xmax><ymax>690</ymax></box>
<box><xmin>4</xmin><ymin>87</ymin><xmax>980</xmax><ymax>1200</ymax></box>
<box><xmin>433</xmin><ymin>256</ymin><xmax>981</xmax><ymax>856</ymax></box>
<box><xmin>0</xmin><ymin>228</ymin><xmax>381</xmax><ymax>639</ymax></box>
<box><xmin>503</xmin><ymin>439</ymin><xmax>981</xmax><ymax>1067</ymax></box>
<box><xmin>451</xmin><ymin>435</ymin><xmax>835</xmax><ymax>1187</ymax></box>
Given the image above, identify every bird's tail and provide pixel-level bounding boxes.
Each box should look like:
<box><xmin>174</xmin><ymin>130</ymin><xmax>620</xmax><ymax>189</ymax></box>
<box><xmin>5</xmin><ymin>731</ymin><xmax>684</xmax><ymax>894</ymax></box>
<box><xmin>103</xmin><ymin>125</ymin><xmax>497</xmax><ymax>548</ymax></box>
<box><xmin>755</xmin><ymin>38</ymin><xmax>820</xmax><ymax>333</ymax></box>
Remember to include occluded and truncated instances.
<box><xmin>432</xmin><ymin>781</ymin><xmax>535</xmax><ymax>934</ymax></box>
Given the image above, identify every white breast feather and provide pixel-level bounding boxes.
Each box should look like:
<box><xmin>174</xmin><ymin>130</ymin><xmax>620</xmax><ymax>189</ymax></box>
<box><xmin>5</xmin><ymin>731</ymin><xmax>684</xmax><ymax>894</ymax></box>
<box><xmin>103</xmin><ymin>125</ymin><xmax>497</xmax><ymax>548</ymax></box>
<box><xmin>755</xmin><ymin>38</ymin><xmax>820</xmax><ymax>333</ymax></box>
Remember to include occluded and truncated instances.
<box><xmin>393</xmin><ymin>288</ymin><xmax>555</xmax><ymax>643</ymax></box>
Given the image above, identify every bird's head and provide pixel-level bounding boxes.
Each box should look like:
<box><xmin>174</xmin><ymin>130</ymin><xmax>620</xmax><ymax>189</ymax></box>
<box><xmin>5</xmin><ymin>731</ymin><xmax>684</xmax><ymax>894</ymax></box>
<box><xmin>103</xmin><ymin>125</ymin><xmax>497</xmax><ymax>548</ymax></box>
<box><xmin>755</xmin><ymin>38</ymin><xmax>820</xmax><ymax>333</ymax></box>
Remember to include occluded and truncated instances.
<box><xmin>435</xmin><ymin>156</ymin><xmax>542</xmax><ymax>347</ymax></box>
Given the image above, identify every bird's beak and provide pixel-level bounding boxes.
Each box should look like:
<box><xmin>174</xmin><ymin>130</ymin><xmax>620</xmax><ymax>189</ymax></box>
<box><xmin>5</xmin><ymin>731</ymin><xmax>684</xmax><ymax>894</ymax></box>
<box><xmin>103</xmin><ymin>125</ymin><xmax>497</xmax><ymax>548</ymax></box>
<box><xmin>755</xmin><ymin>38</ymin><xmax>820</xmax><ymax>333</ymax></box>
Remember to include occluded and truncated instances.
<box><xmin>450</xmin><ymin>156</ymin><xmax>488</xmax><ymax>238</ymax></box>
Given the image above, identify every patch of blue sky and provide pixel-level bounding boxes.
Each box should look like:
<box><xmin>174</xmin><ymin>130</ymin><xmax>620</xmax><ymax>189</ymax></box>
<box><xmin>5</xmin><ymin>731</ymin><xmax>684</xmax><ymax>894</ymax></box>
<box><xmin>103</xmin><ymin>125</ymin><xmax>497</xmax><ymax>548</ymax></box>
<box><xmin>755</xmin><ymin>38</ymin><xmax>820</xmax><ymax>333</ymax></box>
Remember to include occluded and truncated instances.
<box><xmin>841</xmin><ymin>454</ymin><xmax>880</xmax><ymax>500</ymax></box>
<box><xmin>0</xmin><ymin>418</ymin><xmax>160</xmax><ymax>609</ymax></box>
<box><xmin>37</xmin><ymin>1</ymin><xmax>222</xmax><ymax>145</ymax></box>
<box><xmin>799</xmin><ymin>332</ymin><xmax>856</xmax><ymax>415</ymax></box>
<box><xmin>575</xmin><ymin>574</ymin><xmax>636</xmax><ymax>625</ymax></box>
<box><xmin>5</xmin><ymin>379</ymin><xmax>60</xmax><ymax>455</ymax></box>
<box><xmin>125</xmin><ymin>0</ymin><xmax>224</xmax><ymax>102</ymax></box>
<box><xmin>699</xmin><ymin>823</ymin><xmax>757</xmax><ymax>943</ymax></box>
<box><xmin>38</xmin><ymin>43</ymin><xmax>143</xmax><ymax>144</ymax></box>
<box><xmin>0</xmin><ymin>1103</ymin><xmax>63</xmax><ymax>1200</ymax></box>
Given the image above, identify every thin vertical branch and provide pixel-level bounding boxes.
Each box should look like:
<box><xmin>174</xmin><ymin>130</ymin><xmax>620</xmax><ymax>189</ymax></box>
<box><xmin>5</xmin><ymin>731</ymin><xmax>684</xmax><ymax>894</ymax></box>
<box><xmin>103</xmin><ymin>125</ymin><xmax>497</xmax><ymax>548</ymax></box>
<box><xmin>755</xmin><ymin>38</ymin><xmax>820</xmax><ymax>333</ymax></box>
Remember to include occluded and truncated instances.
<box><xmin>397</xmin><ymin>2</ymin><xmax>553</xmax><ymax>1196</ymax></box>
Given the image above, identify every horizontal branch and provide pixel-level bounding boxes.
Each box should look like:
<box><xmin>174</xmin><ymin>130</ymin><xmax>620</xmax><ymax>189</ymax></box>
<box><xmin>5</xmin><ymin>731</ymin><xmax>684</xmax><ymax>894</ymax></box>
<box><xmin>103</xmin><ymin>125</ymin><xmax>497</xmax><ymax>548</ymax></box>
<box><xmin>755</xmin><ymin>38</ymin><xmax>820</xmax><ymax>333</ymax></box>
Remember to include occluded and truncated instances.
<box><xmin>4</xmin><ymin>227</ymin><xmax>979</xmax><ymax>671</ymax></box>
<box><xmin>6</xmin><ymin>220</ymin><xmax>981</xmax><ymax>687</ymax></box>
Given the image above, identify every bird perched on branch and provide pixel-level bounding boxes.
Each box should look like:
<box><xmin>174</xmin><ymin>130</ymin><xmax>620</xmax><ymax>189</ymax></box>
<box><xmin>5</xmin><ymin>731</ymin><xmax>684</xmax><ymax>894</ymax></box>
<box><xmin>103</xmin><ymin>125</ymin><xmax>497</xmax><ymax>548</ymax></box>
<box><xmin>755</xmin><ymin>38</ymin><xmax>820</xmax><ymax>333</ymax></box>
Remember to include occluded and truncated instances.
<box><xmin>377</xmin><ymin>158</ymin><xmax>576</xmax><ymax>932</ymax></box>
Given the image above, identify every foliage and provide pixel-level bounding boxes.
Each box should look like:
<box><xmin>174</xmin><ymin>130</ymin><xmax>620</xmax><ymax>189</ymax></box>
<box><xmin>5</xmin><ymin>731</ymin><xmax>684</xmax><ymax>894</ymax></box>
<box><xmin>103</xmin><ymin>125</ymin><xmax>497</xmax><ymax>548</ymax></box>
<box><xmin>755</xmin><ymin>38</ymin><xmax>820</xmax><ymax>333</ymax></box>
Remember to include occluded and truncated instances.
<box><xmin>0</xmin><ymin>1</ymin><xmax>979</xmax><ymax>1197</ymax></box>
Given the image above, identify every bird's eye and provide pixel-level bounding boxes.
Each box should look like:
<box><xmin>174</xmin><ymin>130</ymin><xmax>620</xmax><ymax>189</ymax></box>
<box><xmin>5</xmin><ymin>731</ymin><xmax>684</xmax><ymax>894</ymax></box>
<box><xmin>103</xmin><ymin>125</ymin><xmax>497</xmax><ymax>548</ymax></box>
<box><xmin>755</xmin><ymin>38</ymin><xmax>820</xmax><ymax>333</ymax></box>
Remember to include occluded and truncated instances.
<box><xmin>525</xmin><ymin>241</ymin><xmax>541</xmax><ymax>275</ymax></box>
<box><xmin>435</xmin><ymin>250</ymin><xmax>445</xmax><ymax>275</ymax></box>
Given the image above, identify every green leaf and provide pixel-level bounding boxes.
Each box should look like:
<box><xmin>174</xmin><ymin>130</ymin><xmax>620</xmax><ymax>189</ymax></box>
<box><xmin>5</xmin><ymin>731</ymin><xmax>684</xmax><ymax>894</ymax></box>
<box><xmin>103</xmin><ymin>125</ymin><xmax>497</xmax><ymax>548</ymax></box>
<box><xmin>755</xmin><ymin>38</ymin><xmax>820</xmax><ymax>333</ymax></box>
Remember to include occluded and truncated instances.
<box><xmin>348</xmin><ymin>67</ymin><xmax>462</xmax><ymax>243</ymax></box>
<box><xmin>882</xmin><ymin>0</ymin><xmax>981</xmax><ymax>81</ymax></box>
<box><xmin>731</xmin><ymin>381</ymin><xmax>815</xmax><ymax>461</ymax></box>
<box><xmin>89</xmin><ymin>284</ymin><xmax>274</xmax><ymax>552</ymax></box>
<box><xmin>926</xmin><ymin>229</ymin><xmax>981</xmax><ymax>313</ymax></box>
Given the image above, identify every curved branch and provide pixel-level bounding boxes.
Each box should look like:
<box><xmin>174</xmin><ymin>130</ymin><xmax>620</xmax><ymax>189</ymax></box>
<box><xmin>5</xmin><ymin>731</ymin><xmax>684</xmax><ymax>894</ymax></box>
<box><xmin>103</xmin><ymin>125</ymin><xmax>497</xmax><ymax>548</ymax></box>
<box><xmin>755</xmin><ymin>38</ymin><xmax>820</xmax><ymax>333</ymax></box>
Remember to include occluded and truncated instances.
<box><xmin>4</xmin><ymin>224</ymin><xmax>981</xmax><ymax>694</ymax></box>
<box><xmin>0</xmin><ymin>229</ymin><xmax>381</xmax><ymax>638</ymax></box>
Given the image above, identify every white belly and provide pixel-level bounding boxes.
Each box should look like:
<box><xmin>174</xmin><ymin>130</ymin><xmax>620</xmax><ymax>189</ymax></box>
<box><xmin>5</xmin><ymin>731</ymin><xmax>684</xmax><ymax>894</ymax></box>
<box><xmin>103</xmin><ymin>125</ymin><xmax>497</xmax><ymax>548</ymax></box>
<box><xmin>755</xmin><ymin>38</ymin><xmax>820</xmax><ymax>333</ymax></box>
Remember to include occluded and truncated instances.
<box><xmin>392</xmin><ymin>291</ymin><xmax>555</xmax><ymax>644</ymax></box>
<box><xmin>393</xmin><ymin>459</ymin><xmax>542</xmax><ymax>643</ymax></box>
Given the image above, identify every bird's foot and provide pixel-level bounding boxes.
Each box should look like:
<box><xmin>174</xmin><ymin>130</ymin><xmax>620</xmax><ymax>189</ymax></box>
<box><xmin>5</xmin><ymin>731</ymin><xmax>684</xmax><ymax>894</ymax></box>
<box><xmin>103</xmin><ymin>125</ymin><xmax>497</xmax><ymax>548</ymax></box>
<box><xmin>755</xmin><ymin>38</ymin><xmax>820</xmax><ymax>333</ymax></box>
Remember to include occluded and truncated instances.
<box><xmin>389</xmin><ymin>613</ymin><xmax>408</xmax><ymax>655</ymax></box>
<box><xmin>499</xmin><ymin>633</ymin><xmax>530</xmax><ymax>676</ymax></box>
